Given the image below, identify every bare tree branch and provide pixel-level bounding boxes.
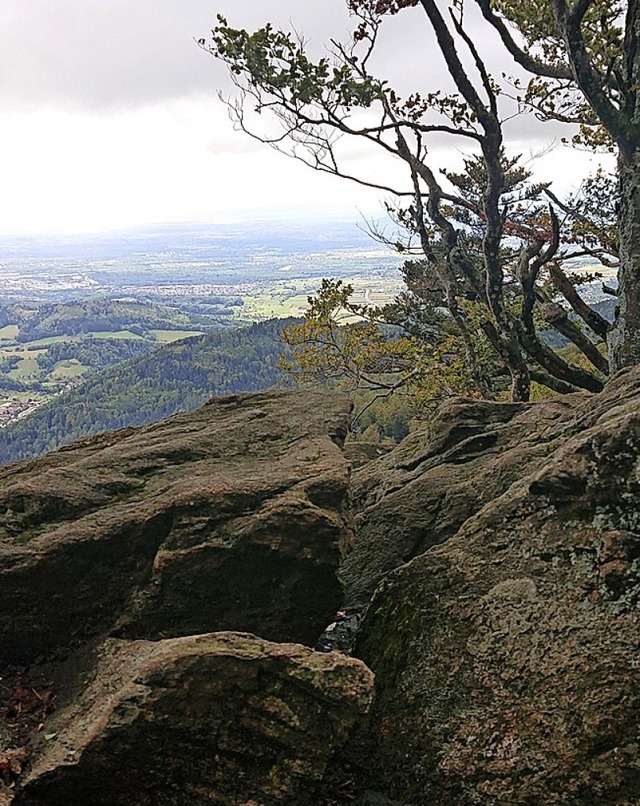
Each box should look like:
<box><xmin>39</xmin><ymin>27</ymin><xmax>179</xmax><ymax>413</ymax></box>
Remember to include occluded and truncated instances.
<box><xmin>549</xmin><ymin>261</ymin><xmax>610</xmax><ymax>338</ymax></box>
<box><xmin>474</xmin><ymin>0</ymin><xmax>573</xmax><ymax>79</ymax></box>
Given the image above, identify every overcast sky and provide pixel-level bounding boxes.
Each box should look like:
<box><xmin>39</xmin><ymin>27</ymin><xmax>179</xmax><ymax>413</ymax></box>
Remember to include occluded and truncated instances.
<box><xmin>0</xmin><ymin>0</ymin><xmax>607</xmax><ymax>235</ymax></box>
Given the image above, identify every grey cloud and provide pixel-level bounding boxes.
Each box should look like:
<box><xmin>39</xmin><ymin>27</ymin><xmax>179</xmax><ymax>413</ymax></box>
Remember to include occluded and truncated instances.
<box><xmin>0</xmin><ymin>0</ymin><xmax>513</xmax><ymax>115</ymax></box>
<box><xmin>0</xmin><ymin>0</ymin><xmax>219</xmax><ymax>110</ymax></box>
<box><xmin>0</xmin><ymin>0</ymin><xmax>569</xmax><ymax>169</ymax></box>
<box><xmin>0</xmin><ymin>0</ymin><xmax>353</xmax><ymax>112</ymax></box>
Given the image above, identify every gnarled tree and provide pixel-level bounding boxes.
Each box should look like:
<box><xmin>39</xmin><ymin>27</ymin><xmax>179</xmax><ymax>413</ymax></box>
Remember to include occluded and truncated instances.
<box><xmin>203</xmin><ymin>0</ymin><xmax>628</xmax><ymax>401</ymax></box>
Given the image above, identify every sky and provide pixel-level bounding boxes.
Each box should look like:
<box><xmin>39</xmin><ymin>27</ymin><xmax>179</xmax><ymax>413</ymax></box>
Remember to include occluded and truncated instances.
<box><xmin>0</xmin><ymin>0</ymin><xmax>609</xmax><ymax>236</ymax></box>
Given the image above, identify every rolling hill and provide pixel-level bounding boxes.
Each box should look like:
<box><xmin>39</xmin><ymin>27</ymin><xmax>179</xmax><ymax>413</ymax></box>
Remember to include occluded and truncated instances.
<box><xmin>0</xmin><ymin>319</ymin><xmax>294</xmax><ymax>465</ymax></box>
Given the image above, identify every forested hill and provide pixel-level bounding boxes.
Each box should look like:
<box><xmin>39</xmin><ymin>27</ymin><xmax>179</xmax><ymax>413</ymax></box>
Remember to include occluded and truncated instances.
<box><xmin>0</xmin><ymin>319</ymin><xmax>293</xmax><ymax>465</ymax></box>
<box><xmin>7</xmin><ymin>296</ymin><xmax>239</xmax><ymax>342</ymax></box>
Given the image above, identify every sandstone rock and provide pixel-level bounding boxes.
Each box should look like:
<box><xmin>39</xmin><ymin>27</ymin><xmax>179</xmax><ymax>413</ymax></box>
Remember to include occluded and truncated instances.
<box><xmin>13</xmin><ymin>632</ymin><xmax>374</xmax><ymax>805</ymax></box>
<box><xmin>5</xmin><ymin>366</ymin><xmax>640</xmax><ymax>805</ymax></box>
<box><xmin>354</xmin><ymin>368</ymin><xmax>640</xmax><ymax>804</ymax></box>
<box><xmin>0</xmin><ymin>391</ymin><xmax>353</xmax><ymax>664</ymax></box>
<box><xmin>341</xmin><ymin>394</ymin><xmax>586</xmax><ymax>606</ymax></box>
<box><xmin>342</xmin><ymin>441</ymin><xmax>391</xmax><ymax>469</ymax></box>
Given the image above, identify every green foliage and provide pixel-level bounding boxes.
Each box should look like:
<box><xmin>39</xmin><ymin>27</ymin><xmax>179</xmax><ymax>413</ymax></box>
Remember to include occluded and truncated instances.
<box><xmin>0</xmin><ymin>376</ymin><xmax>27</xmax><ymax>392</ymax></box>
<box><xmin>281</xmin><ymin>279</ymin><xmax>490</xmax><ymax>429</ymax></box>
<box><xmin>0</xmin><ymin>355</ymin><xmax>21</xmax><ymax>374</ymax></box>
<box><xmin>567</xmin><ymin>170</ymin><xmax>618</xmax><ymax>255</ymax></box>
<box><xmin>497</xmin><ymin>0</ymin><xmax>621</xmax><ymax>127</ymax></box>
<box><xmin>207</xmin><ymin>1</ymin><xmax>627</xmax><ymax>397</ymax></box>
<box><xmin>494</xmin><ymin>0</ymin><xmax>626</xmax><ymax>156</ymax></box>
<box><xmin>35</xmin><ymin>338</ymin><xmax>154</xmax><ymax>372</ymax></box>
<box><xmin>281</xmin><ymin>280</ymin><xmax>419</xmax><ymax>391</ymax></box>
<box><xmin>210</xmin><ymin>16</ymin><xmax>382</xmax><ymax>110</ymax></box>
<box><xmin>350</xmin><ymin>390</ymin><xmax>416</xmax><ymax>443</ymax></box>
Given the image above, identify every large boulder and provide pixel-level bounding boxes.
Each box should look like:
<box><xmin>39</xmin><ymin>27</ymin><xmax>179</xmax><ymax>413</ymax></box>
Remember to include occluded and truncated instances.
<box><xmin>13</xmin><ymin>632</ymin><xmax>374</xmax><ymax>805</ymax></box>
<box><xmin>354</xmin><ymin>368</ymin><xmax>640</xmax><ymax>804</ymax></box>
<box><xmin>0</xmin><ymin>391</ymin><xmax>353</xmax><ymax>664</ymax></box>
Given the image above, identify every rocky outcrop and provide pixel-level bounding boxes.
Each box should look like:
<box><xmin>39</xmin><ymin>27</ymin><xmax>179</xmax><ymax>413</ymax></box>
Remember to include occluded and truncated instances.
<box><xmin>353</xmin><ymin>367</ymin><xmax>640</xmax><ymax>804</ymax></box>
<box><xmin>4</xmin><ymin>370</ymin><xmax>640</xmax><ymax>805</ymax></box>
<box><xmin>0</xmin><ymin>390</ymin><xmax>353</xmax><ymax>664</ymax></box>
<box><xmin>341</xmin><ymin>394</ymin><xmax>583</xmax><ymax>605</ymax></box>
<box><xmin>0</xmin><ymin>390</ymin><xmax>373</xmax><ymax>804</ymax></box>
<box><xmin>13</xmin><ymin>632</ymin><xmax>373</xmax><ymax>806</ymax></box>
<box><xmin>342</xmin><ymin>441</ymin><xmax>391</xmax><ymax>469</ymax></box>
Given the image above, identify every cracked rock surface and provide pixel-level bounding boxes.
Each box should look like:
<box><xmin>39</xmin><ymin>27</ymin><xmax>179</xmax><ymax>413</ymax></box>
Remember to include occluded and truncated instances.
<box><xmin>13</xmin><ymin>633</ymin><xmax>373</xmax><ymax>806</ymax></box>
<box><xmin>354</xmin><ymin>368</ymin><xmax>640</xmax><ymax>804</ymax></box>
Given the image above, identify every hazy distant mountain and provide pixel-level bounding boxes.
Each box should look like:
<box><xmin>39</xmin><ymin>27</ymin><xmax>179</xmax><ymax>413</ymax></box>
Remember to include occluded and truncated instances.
<box><xmin>0</xmin><ymin>319</ymin><xmax>294</xmax><ymax>465</ymax></box>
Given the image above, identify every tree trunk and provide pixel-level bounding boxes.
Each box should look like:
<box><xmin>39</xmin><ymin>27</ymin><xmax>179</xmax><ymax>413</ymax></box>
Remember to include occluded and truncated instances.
<box><xmin>610</xmin><ymin>0</ymin><xmax>640</xmax><ymax>371</ymax></box>
<box><xmin>480</xmin><ymin>319</ymin><xmax>530</xmax><ymax>401</ymax></box>
<box><xmin>610</xmin><ymin>154</ymin><xmax>640</xmax><ymax>371</ymax></box>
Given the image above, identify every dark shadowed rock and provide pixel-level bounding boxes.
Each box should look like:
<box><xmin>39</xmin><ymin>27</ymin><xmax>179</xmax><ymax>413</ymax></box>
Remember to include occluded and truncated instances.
<box><xmin>0</xmin><ymin>391</ymin><xmax>353</xmax><ymax>664</ymax></box>
<box><xmin>13</xmin><ymin>632</ymin><xmax>374</xmax><ymax>806</ymax></box>
<box><xmin>5</xmin><ymin>368</ymin><xmax>640</xmax><ymax>805</ymax></box>
<box><xmin>354</xmin><ymin>368</ymin><xmax>640</xmax><ymax>804</ymax></box>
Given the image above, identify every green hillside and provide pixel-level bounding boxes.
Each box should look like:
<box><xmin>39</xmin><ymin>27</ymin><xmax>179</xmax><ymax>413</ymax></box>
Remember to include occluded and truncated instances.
<box><xmin>0</xmin><ymin>296</ymin><xmax>246</xmax><ymax>411</ymax></box>
<box><xmin>14</xmin><ymin>296</ymin><xmax>232</xmax><ymax>343</ymax></box>
<box><xmin>0</xmin><ymin>319</ymin><xmax>293</xmax><ymax>465</ymax></box>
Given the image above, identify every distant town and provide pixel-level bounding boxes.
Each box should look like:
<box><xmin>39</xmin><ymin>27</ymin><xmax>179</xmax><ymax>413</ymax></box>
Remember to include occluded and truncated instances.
<box><xmin>0</xmin><ymin>397</ymin><xmax>41</xmax><ymax>426</ymax></box>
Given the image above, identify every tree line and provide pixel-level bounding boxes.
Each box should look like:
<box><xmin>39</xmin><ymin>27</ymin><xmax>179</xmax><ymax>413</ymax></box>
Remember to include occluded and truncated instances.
<box><xmin>0</xmin><ymin>320</ymin><xmax>292</xmax><ymax>465</ymax></box>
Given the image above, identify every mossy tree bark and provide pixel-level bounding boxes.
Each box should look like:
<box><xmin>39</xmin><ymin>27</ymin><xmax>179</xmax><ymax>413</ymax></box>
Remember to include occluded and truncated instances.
<box><xmin>611</xmin><ymin>149</ymin><xmax>640</xmax><ymax>371</ymax></box>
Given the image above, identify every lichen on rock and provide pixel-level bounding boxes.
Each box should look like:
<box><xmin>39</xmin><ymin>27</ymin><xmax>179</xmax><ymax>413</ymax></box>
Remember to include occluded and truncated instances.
<box><xmin>3</xmin><ymin>371</ymin><xmax>640</xmax><ymax>804</ymax></box>
<box><xmin>353</xmin><ymin>368</ymin><xmax>640</xmax><ymax>804</ymax></box>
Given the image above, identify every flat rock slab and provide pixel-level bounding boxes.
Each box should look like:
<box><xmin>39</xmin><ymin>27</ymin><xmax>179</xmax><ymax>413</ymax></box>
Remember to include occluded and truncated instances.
<box><xmin>12</xmin><ymin>632</ymin><xmax>374</xmax><ymax>805</ymax></box>
<box><xmin>0</xmin><ymin>390</ymin><xmax>353</xmax><ymax>664</ymax></box>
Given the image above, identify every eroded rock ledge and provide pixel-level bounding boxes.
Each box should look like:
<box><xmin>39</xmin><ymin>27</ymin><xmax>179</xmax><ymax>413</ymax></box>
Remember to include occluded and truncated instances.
<box><xmin>351</xmin><ymin>367</ymin><xmax>640</xmax><ymax>804</ymax></box>
<box><xmin>0</xmin><ymin>390</ymin><xmax>372</xmax><ymax>805</ymax></box>
<box><xmin>0</xmin><ymin>390</ymin><xmax>354</xmax><ymax>663</ymax></box>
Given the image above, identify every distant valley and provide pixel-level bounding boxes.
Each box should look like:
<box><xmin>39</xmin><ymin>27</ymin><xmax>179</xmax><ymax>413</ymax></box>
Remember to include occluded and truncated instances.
<box><xmin>0</xmin><ymin>218</ymin><xmax>614</xmax><ymax>465</ymax></box>
<box><xmin>0</xmin><ymin>295</ymin><xmax>241</xmax><ymax>423</ymax></box>
<box><xmin>0</xmin><ymin>218</ymin><xmax>404</xmax><ymax>436</ymax></box>
<box><xmin>0</xmin><ymin>218</ymin><xmax>404</xmax><ymax>307</ymax></box>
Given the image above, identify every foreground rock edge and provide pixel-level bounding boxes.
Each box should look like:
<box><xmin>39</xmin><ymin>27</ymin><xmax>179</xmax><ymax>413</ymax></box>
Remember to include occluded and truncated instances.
<box><xmin>0</xmin><ymin>390</ymin><xmax>354</xmax><ymax>663</ymax></box>
<box><xmin>10</xmin><ymin>632</ymin><xmax>374</xmax><ymax>805</ymax></box>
